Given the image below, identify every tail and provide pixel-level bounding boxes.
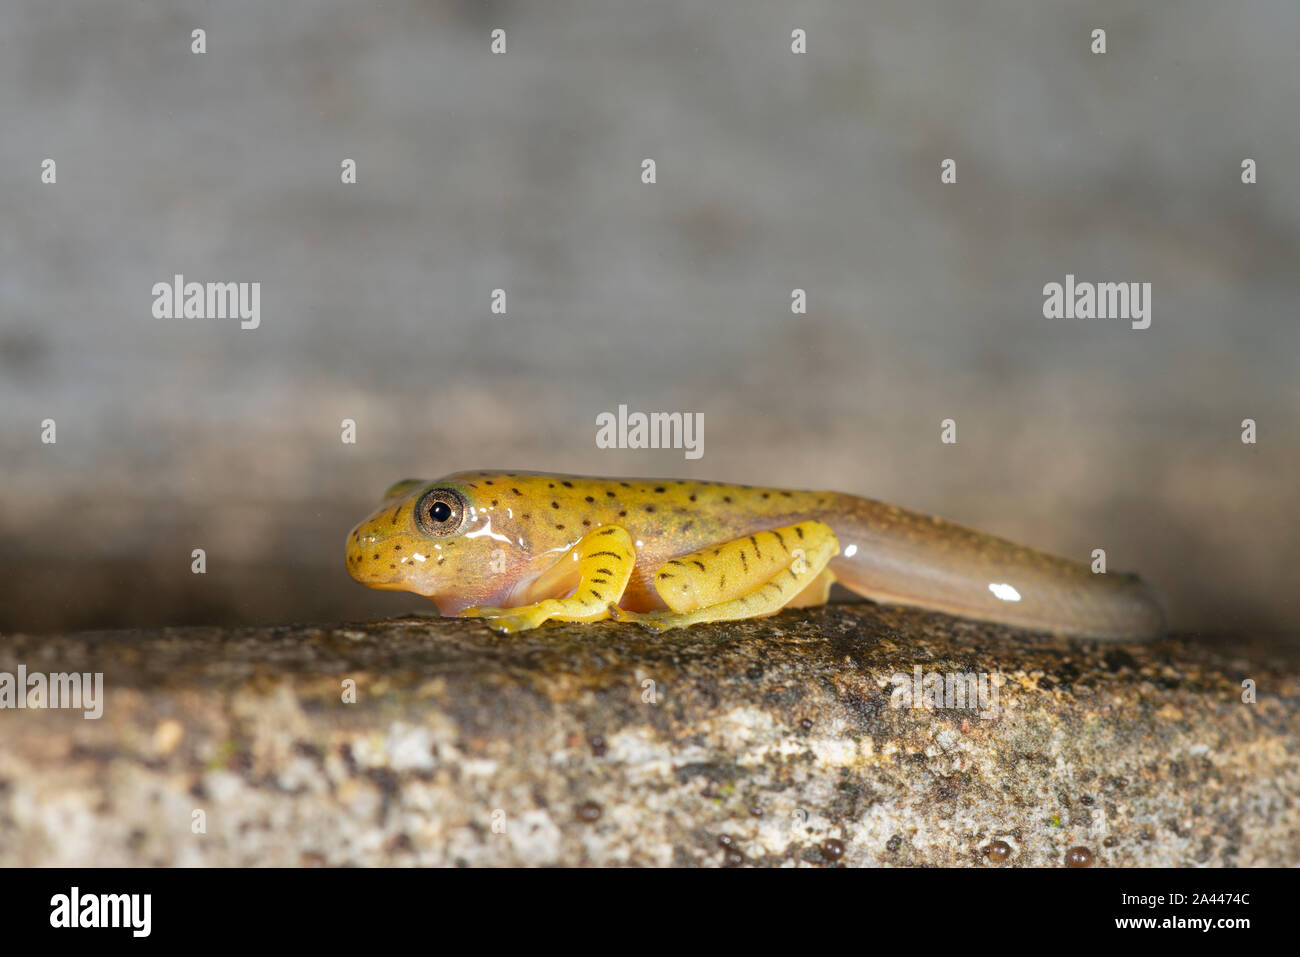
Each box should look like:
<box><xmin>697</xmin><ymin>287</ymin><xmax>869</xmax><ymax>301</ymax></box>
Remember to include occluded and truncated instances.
<box><xmin>822</xmin><ymin>493</ymin><xmax>1165</xmax><ymax>641</ymax></box>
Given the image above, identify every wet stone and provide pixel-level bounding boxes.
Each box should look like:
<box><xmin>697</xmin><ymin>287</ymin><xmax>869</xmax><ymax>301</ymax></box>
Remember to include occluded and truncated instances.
<box><xmin>0</xmin><ymin>604</ymin><xmax>1296</xmax><ymax>866</ymax></box>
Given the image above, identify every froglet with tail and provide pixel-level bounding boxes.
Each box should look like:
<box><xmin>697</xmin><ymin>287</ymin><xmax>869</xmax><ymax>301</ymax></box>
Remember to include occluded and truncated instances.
<box><xmin>346</xmin><ymin>471</ymin><xmax>1164</xmax><ymax>639</ymax></box>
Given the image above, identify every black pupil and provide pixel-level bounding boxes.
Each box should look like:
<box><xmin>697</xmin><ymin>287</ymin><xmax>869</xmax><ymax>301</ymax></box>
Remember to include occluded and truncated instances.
<box><xmin>428</xmin><ymin>501</ymin><xmax>453</xmax><ymax>523</ymax></box>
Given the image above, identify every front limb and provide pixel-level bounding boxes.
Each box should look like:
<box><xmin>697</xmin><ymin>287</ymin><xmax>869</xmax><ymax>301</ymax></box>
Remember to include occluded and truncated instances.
<box><xmin>460</xmin><ymin>526</ymin><xmax>635</xmax><ymax>633</ymax></box>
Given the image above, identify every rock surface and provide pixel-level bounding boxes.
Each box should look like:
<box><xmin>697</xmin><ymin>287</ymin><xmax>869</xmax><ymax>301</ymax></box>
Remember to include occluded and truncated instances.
<box><xmin>1</xmin><ymin>604</ymin><xmax>1296</xmax><ymax>867</ymax></box>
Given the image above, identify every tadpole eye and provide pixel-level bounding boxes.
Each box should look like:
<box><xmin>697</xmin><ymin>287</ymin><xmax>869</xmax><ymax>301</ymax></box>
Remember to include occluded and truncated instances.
<box><xmin>414</xmin><ymin>487</ymin><xmax>468</xmax><ymax>537</ymax></box>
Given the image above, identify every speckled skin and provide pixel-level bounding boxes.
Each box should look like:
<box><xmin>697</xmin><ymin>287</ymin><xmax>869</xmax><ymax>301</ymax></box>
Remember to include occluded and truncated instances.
<box><xmin>346</xmin><ymin>470</ymin><xmax>1165</xmax><ymax>639</ymax></box>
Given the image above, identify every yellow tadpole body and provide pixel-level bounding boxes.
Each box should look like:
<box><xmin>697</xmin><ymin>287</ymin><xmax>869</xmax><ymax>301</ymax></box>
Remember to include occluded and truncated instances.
<box><xmin>346</xmin><ymin>470</ymin><xmax>1164</xmax><ymax>639</ymax></box>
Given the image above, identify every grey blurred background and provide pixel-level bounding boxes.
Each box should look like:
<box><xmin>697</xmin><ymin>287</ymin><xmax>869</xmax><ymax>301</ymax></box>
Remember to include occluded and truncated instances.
<box><xmin>1</xmin><ymin>0</ymin><xmax>1296</xmax><ymax>639</ymax></box>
